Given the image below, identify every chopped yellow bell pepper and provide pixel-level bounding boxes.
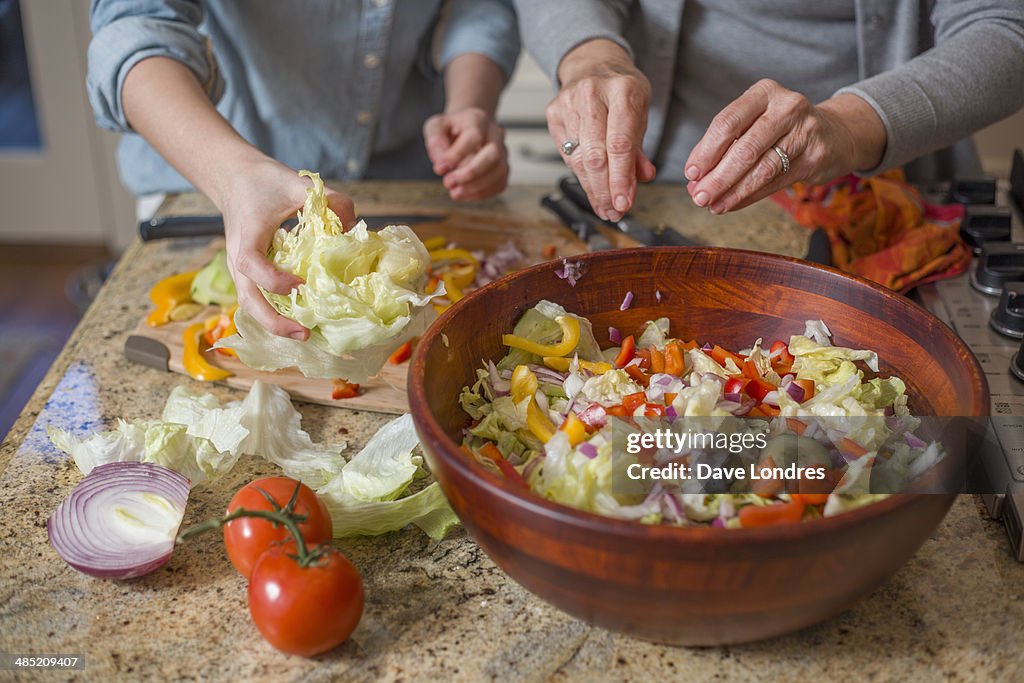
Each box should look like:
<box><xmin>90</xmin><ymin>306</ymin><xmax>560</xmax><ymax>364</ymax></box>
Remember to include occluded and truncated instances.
<box><xmin>422</xmin><ymin>235</ymin><xmax>447</xmax><ymax>251</ymax></box>
<box><xmin>511</xmin><ymin>365</ymin><xmax>556</xmax><ymax>443</ymax></box>
<box><xmin>441</xmin><ymin>272</ymin><xmax>464</xmax><ymax>303</ymax></box>
<box><xmin>146</xmin><ymin>271</ymin><xmax>199</xmax><ymax>327</ymax></box>
<box><xmin>447</xmin><ymin>263</ymin><xmax>477</xmax><ymax>290</ymax></box>
<box><xmin>182</xmin><ymin>322</ymin><xmax>232</xmax><ymax>381</ymax></box>
<box><xmin>542</xmin><ymin>356</ymin><xmax>613</xmax><ymax>374</ymax></box>
<box><xmin>429</xmin><ymin>247</ymin><xmax>478</xmax><ymax>267</ymax></box>
<box><xmin>559</xmin><ymin>412</ymin><xmax>588</xmax><ymax>447</ymax></box>
<box><xmin>503</xmin><ymin>316</ymin><xmax>580</xmax><ymax>358</ymax></box>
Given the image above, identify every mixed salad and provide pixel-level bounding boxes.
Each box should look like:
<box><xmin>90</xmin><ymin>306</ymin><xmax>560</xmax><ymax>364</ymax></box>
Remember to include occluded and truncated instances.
<box><xmin>459</xmin><ymin>300</ymin><xmax>944</xmax><ymax>528</ymax></box>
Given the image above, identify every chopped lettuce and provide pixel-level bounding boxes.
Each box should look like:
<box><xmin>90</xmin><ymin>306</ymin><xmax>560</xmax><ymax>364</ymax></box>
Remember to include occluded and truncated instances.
<box><xmin>190</xmin><ymin>249</ymin><xmax>236</xmax><ymax>306</ymax></box>
<box><xmin>217</xmin><ymin>171</ymin><xmax>441</xmax><ymax>381</ymax></box>
<box><xmin>497</xmin><ymin>300</ymin><xmax>603</xmax><ymax>370</ymax></box>
<box><xmin>637</xmin><ymin>317</ymin><xmax>670</xmax><ymax>349</ymax></box>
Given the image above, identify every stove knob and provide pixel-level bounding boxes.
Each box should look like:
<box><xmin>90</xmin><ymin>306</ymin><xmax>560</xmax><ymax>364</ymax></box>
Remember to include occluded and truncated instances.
<box><xmin>948</xmin><ymin>177</ymin><xmax>997</xmax><ymax>205</ymax></box>
<box><xmin>972</xmin><ymin>243</ymin><xmax>1024</xmax><ymax>296</ymax></box>
<box><xmin>1012</xmin><ymin>338</ymin><xmax>1024</xmax><ymax>382</ymax></box>
<box><xmin>962</xmin><ymin>206</ymin><xmax>1012</xmax><ymax>255</ymax></box>
<box><xmin>991</xmin><ymin>283</ymin><xmax>1024</xmax><ymax>338</ymax></box>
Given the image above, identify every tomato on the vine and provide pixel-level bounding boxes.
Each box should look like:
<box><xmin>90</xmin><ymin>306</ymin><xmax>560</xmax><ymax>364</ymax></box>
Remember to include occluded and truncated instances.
<box><xmin>224</xmin><ymin>477</ymin><xmax>333</xmax><ymax>579</ymax></box>
<box><xmin>248</xmin><ymin>542</ymin><xmax>364</xmax><ymax>657</ymax></box>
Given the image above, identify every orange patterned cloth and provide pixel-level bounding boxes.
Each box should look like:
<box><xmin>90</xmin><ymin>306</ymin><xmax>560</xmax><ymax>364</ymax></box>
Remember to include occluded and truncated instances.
<box><xmin>772</xmin><ymin>169</ymin><xmax>971</xmax><ymax>292</ymax></box>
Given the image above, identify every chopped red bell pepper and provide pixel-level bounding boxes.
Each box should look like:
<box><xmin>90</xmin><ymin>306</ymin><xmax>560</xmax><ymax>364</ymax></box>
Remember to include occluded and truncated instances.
<box><xmin>614</xmin><ymin>335</ymin><xmax>636</xmax><ymax>368</ymax></box>
<box><xmin>744</xmin><ymin>377</ymin><xmax>776</xmax><ymax>402</ymax></box>
<box><xmin>388</xmin><ymin>339</ymin><xmax>415</xmax><ymax>365</ymax></box>
<box><xmin>622</xmin><ymin>391</ymin><xmax>647</xmax><ymax>415</ymax></box>
<box><xmin>710</xmin><ymin>345</ymin><xmax>744</xmax><ymax>368</ymax></box>
<box><xmin>770</xmin><ymin>340</ymin><xmax>795</xmax><ymax>366</ymax></box>
<box><xmin>331</xmin><ymin>379</ymin><xmax>361</xmax><ymax>399</ymax></box>
<box><xmin>724</xmin><ymin>376</ymin><xmax>750</xmax><ymax>396</ymax></box>
<box><xmin>624</xmin><ymin>364</ymin><xmax>649</xmax><ymax>387</ymax></box>
<box><xmin>479</xmin><ymin>442</ymin><xmax>529</xmax><ymax>488</ymax></box>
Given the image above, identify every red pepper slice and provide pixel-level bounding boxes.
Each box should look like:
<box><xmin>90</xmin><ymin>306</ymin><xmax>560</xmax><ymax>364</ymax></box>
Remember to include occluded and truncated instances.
<box><xmin>724</xmin><ymin>376</ymin><xmax>750</xmax><ymax>396</ymax></box>
<box><xmin>622</xmin><ymin>391</ymin><xmax>647</xmax><ymax>415</ymax></box>
<box><xmin>710</xmin><ymin>345</ymin><xmax>744</xmax><ymax>368</ymax></box>
<box><xmin>387</xmin><ymin>340</ymin><xmax>414</xmax><ymax>365</ymax></box>
<box><xmin>745</xmin><ymin>377</ymin><xmax>776</xmax><ymax>402</ymax></box>
<box><xmin>643</xmin><ymin>403</ymin><xmax>665</xmax><ymax>418</ymax></box>
<box><xmin>770</xmin><ymin>340</ymin><xmax>795</xmax><ymax>367</ymax></box>
<box><xmin>742</xmin><ymin>359</ymin><xmax>761</xmax><ymax>381</ymax></box>
<box><xmin>614</xmin><ymin>335</ymin><xmax>636</xmax><ymax>368</ymax></box>
<box><xmin>739</xmin><ymin>500</ymin><xmax>806</xmax><ymax>527</ymax></box>
<box><xmin>331</xmin><ymin>379</ymin><xmax>361</xmax><ymax>400</ymax></box>
<box><xmin>624</xmin><ymin>364</ymin><xmax>650</xmax><ymax>387</ymax></box>
<box><xmin>479</xmin><ymin>442</ymin><xmax>529</xmax><ymax>488</ymax></box>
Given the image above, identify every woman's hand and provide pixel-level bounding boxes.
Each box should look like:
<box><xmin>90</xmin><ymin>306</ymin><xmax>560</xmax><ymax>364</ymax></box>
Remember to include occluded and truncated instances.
<box><xmin>684</xmin><ymin>80</ymin><xmax>887</xmax><ymax>214</ymax></box>
<box><xmin>423</xmin><ymin>107</ymin><xmax>509</xmax><ymax>201</ymax></box>
<box><xmin>546</xmin><ymin>39</ymin><xmax>657</xmax><ymax>222</ymax></box>
<box><xmin>216</xmin><ymin>158</ymin><xmax>356</xmax><ymax>340</ymax></box>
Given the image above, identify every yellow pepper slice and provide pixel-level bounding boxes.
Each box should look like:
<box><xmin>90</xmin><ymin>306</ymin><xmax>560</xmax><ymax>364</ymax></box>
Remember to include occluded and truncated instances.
<box><xmin>146</xmin><ymin>271</ymin><xmax>198</xmax><ymax>327</ymax></box>
<box><xmin>422</xmin><ymin>235</ymin><xmax>447</xmax><ymax>251</ymax></box>
<box><xmin>559</xmin><ymin>412</ymin><xmax>588</xmax><ymax>447</ymax></box>
<box><xmin>542</xmin><ymin>356</ymin><xmax>613</xmax><ymax>374</ymax></box>
<box><xmin>441</xmin><ymin>272</ymin><xmax>464</xmax><ymax>304</ymax></box>
<box><xmin>182</xmin><ymin>322</ymin><xmax>232</xmax><ymax>381</ymax></box>
<box><xmin>511</xmin><ymin>365</ymin><xmax>556</xmax><ymax>443</ymax></box>
<box><xmin>447</xmin><ymin>263</ymin><xmax>477</xmax><ymax>290</ymax></box>
<box><xmin>503</xmin><ymin>316</ymin><xmax>580</xmax><ymax>358</ymax></box>
<box><xmin>429</xmin><ymin>247</ymin><xmax>478</xmax><ymax>267</ymax></box>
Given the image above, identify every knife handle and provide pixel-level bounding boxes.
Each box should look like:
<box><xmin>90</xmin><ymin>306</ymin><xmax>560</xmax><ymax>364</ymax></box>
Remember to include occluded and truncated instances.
<box><xmin>541</xmin><ymin>193</ymin><xmax>599</xmax><ymax>242</ymax></box>
<box><xmin>139</xmin><ymin>215</ymin><xmax>225</xmax><ymax>241</ymax></box>
<box><xmin>559</xmin><ymin>175</ymin><xmax>603</xmax><ymax>220</ymax></box>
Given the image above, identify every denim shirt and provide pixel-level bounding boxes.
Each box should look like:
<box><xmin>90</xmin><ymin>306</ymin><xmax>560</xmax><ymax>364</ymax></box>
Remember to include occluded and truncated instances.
<box><xmin>87</xmin><ymin>0</ymin><xmax>520</xmax><ymax>195</ymax></box>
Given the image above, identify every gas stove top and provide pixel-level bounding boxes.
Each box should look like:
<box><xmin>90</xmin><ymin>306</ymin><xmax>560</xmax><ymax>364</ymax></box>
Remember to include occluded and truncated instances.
<box><xmin>912</xmin><ymin>149</ymin><xmax>1024</xmax><ymax>561</ymax></box>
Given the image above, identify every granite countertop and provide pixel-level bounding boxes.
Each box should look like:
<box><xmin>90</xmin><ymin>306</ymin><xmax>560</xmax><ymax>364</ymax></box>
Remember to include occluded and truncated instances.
<box><xmin>1</xmin><ymin>183</ymin><xmax>1022</xmax><ymax>681</ymax></box>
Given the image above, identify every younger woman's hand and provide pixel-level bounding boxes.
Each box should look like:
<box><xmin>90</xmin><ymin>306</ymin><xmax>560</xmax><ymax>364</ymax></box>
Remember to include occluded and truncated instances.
<box><xmin>217</xmin><ymin>158</ymin><xmax>357</xmax><ymax>339</ymax></box>
<box><xmin>423</xmin><ymin>107</ymin><xmax>509</xmax><ymax>201</ymax></box>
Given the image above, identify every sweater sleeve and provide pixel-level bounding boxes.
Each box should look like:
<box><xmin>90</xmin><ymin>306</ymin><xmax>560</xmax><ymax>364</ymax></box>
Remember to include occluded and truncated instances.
<box><xmin>87</xmin><ymin>0</ymin><xmax>224</xmax><ymax>132</ymax></box>
<box><xmin>836</xmin><ymin>0</ymin><xmax>1024</xmax><ymax>173</ymax></box>
<box><xmin>512</xmin><ymin>0</ymin><xmax>634</xmax><ymax>86</ymax></box>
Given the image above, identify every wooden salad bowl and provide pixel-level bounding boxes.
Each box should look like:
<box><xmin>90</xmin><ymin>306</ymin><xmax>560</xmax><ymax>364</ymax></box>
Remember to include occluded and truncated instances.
<box><xmin>407</xmin><ymin>247</ymin><xmax>989</xmax><ymax>645</ymax></box>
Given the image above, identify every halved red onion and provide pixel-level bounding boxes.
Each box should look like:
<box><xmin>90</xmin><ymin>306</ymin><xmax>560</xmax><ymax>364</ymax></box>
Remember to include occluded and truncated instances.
<box><xmin>620</xmin><ymin>291</ymin><xmax>634</xmax><ymax>311</ymax></box>
<box><xmin>48</xmin><ymin>462</ymin><xmax>189</xmax><ymax>580</ymax></box>
<box><xmin>608</xmin><ymin>326</ymin><xmax>622</xmax><ymax>344</ymax></box>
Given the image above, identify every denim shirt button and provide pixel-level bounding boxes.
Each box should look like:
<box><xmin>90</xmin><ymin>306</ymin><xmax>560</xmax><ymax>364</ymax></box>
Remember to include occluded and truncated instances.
<box><xmin>357</xmin><ymin>111</ymin><xmax>373</xmax><ymax>125</ymax></box>
<box><xmin>363</xmin><ymin>53</ymin><xmax>381</xmax><ymax>69</ymax></box>
<box><xmin>371</xmin><ymin>0</ymin><xmax>389</xmax><ymax>7</ymax></box>
<box><xmin>346</xmin><ymin>159</ymin><xmax>361</xmax><ymax>174</ymax></box>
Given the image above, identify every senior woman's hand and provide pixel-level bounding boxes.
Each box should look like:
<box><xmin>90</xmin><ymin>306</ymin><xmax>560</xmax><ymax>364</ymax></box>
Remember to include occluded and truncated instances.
<box><xmin>547</xmin><ymin>39</ymin><xmax>657</xmax><ymax>221</ymax></box>
<box><xmin>684</xmin><ymin>80</ymin><xmax>887</xmax><ymax>214</ymax></box>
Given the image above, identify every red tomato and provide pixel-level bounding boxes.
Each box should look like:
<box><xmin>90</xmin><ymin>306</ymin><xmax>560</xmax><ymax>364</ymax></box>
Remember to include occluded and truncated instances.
<box><xmin>224</xmin><ymin>477</ymin><xmax>333</xmax><ymax>579</ymax></box>
<box><xmin>248</xmin><ymin>543</ymin><xmax>364</xmax><ymax>657</ymax></box>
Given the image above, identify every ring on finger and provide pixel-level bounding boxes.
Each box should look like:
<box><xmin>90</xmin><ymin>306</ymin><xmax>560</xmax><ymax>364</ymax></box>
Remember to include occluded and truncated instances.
<box><xmin>772</xmin><ymin>145</ymin><xmax>791</xmax><ymax>175</ymax></box>
<box><xmin>561</xmin><ymin>139</ymin><xmax>580</xmax><ymax>156</ymax></box>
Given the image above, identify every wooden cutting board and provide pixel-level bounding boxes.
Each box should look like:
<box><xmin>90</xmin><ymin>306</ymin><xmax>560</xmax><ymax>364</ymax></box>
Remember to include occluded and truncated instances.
<box><xmin>125</xmin><ymin>209</ymin><xmax>612</xmax><ymax>414</ymax></box>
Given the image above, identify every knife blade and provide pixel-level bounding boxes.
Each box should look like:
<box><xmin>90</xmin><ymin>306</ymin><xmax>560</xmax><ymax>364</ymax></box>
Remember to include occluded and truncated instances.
<box><xmin>541</xmin><ymin>193</ymin><xmax>615</xmax><ymax>251</ymax></box>
<box><xmin>558</xmin><ymin>175</ymin><xmax>700</xmax><ymax>247</ymax></box>
<box><xmin>139</xmin><ymin>213</ymin><xmax>438</xmax><ymax>241</ymax></box>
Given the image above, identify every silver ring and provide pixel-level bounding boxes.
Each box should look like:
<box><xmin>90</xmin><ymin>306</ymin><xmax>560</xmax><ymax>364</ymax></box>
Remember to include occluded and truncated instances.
<box><xmin>561</xmin><ymin>139</ymin><xmax>580</xmax><ymax>156</ymax></box>
<box><xmin>772</xmin><ymin>145</ymin><xmax>791</xmax><ymax>174</ymax></box>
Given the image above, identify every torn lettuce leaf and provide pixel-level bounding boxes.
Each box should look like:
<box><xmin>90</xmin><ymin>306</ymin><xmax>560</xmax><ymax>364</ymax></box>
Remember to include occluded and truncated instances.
<box><xmin>216</xmin><ymin>170</ymin><xmax>441</xmax><ymax>381</ymax></box>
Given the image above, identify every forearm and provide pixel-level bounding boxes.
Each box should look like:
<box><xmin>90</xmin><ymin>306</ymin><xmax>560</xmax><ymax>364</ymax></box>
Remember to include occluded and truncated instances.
<box><xmin>121</xmin><ymin>56</ymin><xmax>269</xmax><ymax>209</ymax></box>
<box><xmin>444</xmin><ymin>53</ymin><xmax>505</xmax><ymax>118</ymax></box>
<box><xmin>818</xmin><ymin>93</ymin><xmax>887</xmax><ymax>173</ymax></box>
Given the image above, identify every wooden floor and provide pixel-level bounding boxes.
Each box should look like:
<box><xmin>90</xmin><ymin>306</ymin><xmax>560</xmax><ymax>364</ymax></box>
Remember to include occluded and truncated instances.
<box><xmin>0</xmin><ymin>243</ymin><xmax>114</xmax><ymax>440</ymax></box>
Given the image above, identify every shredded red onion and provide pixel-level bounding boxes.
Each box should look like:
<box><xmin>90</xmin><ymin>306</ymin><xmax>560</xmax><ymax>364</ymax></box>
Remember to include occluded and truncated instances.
<box><xmin>711</xmin><ymin>517</ymin><xmax>726</xmax><ymax>529</ymax></box>
<box><xmin>784</xmin><ymin>382</ymin><xmax>805</xmax><ymax>403</ymax></box>
<box><xmin>474</xmin><ymin>241</ymin><xmax>523</xmax><ymax>287</ymax></box>
<box><xmin>48</xmin><ymin>462</ymin><xmax>189</xmax><ymax>580</ymax></box>
<box><xmin>701</xmin><ymin>343</ymin><xmax>713</xmax><ymax>352</ymax></box>
<box><xmin>554</xmin><ymin>258</ymin><xmax>586</xmax><ymax>287</ymax></box>
<box><xmin>655</xmin><ymin>289</ymin><xmax>662</xmax><ymax>303</ymax></box>
<box><xmin>608</xmin><ymin>326</ymin><xmax>622</xmax><ymax>344</ymax></box>
<box><xmin>663</xmin><ymin>494</ymin><xmax>684</xmax><ymax>521</ymax></box>
<box><xmin>723</xmin><ymin>392</ymin><xmax>744</xmax><ymax>403</ymax></box>
<box><xmin>904</xmin><ymin>432</ymin><xmax>928</xmax><ymax>449</ymax></box>
<box><xmin>620</xmin><ymin>291</ymin><xmax>634</xmax><ymax>311</ymax></box>
<box><xmin>522</xmin><ymin>456</ymin><xmax>543</xmax><ymax>481</ymax></box>
<box><xmin>578</xmin><ymin>442</ymin><xmax>599</xmax><ymax>459</ymax></box>
<box><xmin>577</xmin><ymin>403</ymin><xmax>607</xmax><ymax>429</ymax></box>
<box><xmin>665</xmin><ymin>404</ymin><xmax>678</xmax><ymax>419</ymax></box>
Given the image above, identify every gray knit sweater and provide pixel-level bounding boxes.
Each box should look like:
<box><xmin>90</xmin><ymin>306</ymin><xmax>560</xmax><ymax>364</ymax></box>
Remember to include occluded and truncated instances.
<box><xmin>514</xmin><ymin>0</ymin><xmax>1024</xmax><ymax>181</ymax></box>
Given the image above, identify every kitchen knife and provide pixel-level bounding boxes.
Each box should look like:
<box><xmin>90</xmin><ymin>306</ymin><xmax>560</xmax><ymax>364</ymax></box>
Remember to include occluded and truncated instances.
<box><xmin>139</xmin><ymin>214</ymin><xmax>439</xmax><ymax>241</ymax></box>
<box><xmin>540</xmin><ymin>193</ymin><xmax>615</xmax><ymax>251</ymax></box>
<box><xmin>558</xmin><ymin>175</ymin><xmax>700</xmax><ymax>247</ymax></box>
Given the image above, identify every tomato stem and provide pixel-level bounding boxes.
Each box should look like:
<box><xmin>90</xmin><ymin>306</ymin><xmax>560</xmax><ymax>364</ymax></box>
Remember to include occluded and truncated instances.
<box><xmin>177</xmin><ymin>484</ymin><xmax>324</xmax><ymax>568</ymax></box>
